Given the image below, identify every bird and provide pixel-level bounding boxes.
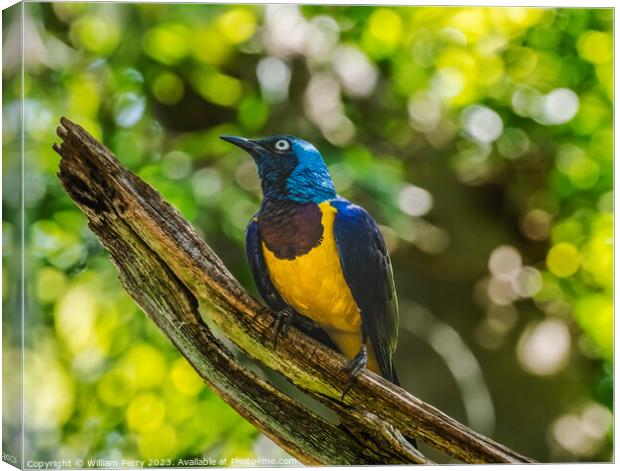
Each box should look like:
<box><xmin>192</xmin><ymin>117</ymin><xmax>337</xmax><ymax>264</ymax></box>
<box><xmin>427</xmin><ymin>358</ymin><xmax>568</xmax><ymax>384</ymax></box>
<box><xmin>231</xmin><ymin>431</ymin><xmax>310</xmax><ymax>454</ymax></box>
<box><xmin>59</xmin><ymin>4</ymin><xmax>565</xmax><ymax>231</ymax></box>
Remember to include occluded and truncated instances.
<box><xmin>220</xmin><ymin>134</ymin><xmax>400</xmax><ymax>393</ymax></box>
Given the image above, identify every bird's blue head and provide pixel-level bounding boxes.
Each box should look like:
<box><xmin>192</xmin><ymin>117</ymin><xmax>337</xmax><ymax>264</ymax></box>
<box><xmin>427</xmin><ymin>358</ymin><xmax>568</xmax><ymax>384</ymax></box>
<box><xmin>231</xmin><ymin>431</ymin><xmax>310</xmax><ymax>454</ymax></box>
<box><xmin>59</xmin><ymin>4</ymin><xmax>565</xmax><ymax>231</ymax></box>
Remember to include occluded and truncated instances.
<box><xmin>220</xmin><ymin>134</ymin><xmax>336</xmax><ymax>204</ymax></box>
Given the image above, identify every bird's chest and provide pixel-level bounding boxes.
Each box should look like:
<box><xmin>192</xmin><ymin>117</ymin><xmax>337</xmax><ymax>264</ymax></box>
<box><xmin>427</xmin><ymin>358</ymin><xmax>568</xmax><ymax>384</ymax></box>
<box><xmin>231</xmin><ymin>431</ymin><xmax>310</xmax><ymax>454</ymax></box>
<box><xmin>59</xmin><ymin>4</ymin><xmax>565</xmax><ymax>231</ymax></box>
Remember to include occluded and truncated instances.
<box><xmin>260</xmin><ymin>201</ymin><xmax>361</xmax><ymax>333</ymax></box>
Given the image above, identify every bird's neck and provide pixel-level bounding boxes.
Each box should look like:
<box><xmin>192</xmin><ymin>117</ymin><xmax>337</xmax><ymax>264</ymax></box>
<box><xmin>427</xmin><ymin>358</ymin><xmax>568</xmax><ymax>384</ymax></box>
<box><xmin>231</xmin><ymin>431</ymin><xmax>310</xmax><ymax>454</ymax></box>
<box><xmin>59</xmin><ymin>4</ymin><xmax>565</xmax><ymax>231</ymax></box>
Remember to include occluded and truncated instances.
<box><xmin>283</xmin><ymin>166</ymin><xmax>336</xmax><ymax>204</ymax></box>
<box><xmin>258</xmin><ymin>156</ymin><xmax>336</xmax><ymax>204</ymax></box>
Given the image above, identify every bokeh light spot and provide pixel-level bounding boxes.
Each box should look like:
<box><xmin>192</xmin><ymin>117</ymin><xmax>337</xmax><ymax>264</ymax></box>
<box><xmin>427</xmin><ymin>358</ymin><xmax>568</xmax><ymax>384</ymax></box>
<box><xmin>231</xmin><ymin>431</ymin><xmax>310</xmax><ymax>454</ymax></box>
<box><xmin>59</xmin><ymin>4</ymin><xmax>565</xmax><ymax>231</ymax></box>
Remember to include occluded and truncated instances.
<box><xmin>114</xmin><ymin>93</ymin><xmax>145</xmax><ymax>128</ymax></box>
<box><xmin>70</xmin><ymin>15</ymin><xmax>120</xmax><ymax>56</ymax></box>
<box><xmin>368</xmin><ymin>9</ymin><xmax>402</xmax><ymax>48</ymax></box>
<box><xmin>193</xmin><ymin>28</ymin><xmax>231</xmax><ymax>65</ymax></box>
<box><xmin>256</xmin><ymin>57</ymin><xmax>291</xmax><ymax>104</ymax></box>
<box><xmin>517</xmin><ymin>319</ymin><xmax>570</xmax><ymax>375</ymax></box>
<box><xmin>552</xmin><ymin>414</ymin><xmax>595</xmax><ymax>457</ymax></box>
<box><xmin>397</xmin><ymin>184</ymin><xmax>433</xmax><ymax>217</ymax></box>
<box><xmin>512</xmin><ymin>266</ymin><xmax>542</xmax><ymax>298</ymax></box>
<box><xmin>97</xmin><ymin>370</ymin><xmax>134</xmax><ymax>407</ymax></box>
<box><xmin>332</xmin><ymin>46</ymin><xmax>378</xmax><ymax>97</ymax></box>
<box><xmin>462</xmin><ymin>105</ymin><xmax>503</xmax><ymax>143</ymax></box>
<box><xmin>488</xmin><ymin>245</ymin><xmax>521</xmax><ymax>277</ymax></box>
<box><xmin>408</xmin><ymin>91</ymin><xmax>441</xmax><ymax>132</ymax></box>
<box><xmin>55</xmin><ymin>285</ymin><xmax>98</xmax><ymax>354</ymax></box>
<box><xmin>193</xmin><ymin>72</ymin><xmax>242</xmax><ymax>107</ymax></box>
<box><xmin>432</xmin><ymin>67</ymin><xmax>464</xmax><ymax>99</ymax></box>
<box><xmin>577</xmin><ymin>31</ymin><xmax>613</xmax><ymax>64</ymax></box>
<box><xmin>581</xmin><ymin>402</ymin><xmax>613</xmax><ymax>440</ymax></box>
<box><xmin>143</xmin><ymin>24</ymin><xmax>191</xmax><ymax>65</ymax></box>
<box><xmin>511</xmin><ymin>85</ymin><xmax>542</xmax><ymax>118</ymax></box>
<box><xmin>152</xmin><ymin>72</ymin><xmax>185</xmax><ymax>105</ymax></box>
<box><xmin>497</xmin><ymin>127</ymin><xmax>529</xmax><ymax>159</ymax></box>
<box><xmin>521</xmin><ymin>209</ymin><xmax>551</xmax><ymax>241</ymax></box>
<box><xmin>217</xmin><ymin>8</ymin><xmax>257</xmax><ymax>44</ymax></box>
<box><xmin>162</xmin><ymin>151</ymin><xmax>192</xmax><ymax>180</ymax></box>
<box><xmin>487</xmin><ymin>275</ymin><xmax>519</xmax><ymax>306</ymax></box>
<box><xmin>541</xmin><ymin>88</ymin><xmax>579</xmax><ymax>125</ymax></box>
<box><xmin>126</xmin><ymin>393</ymin><xmax>166</xmax><ymax>432</ymax></box>
<box><xmin>122</xmin><ymin>344</ymin><xmax>167</xmax><ymax>390</ymax></box>
<box><xmin>547</xmin><ymin>242</ymin><xmax>580</xmax><ymax>277</ymax></box>
<box><xmin>568</xmin><ymin>157</ymin><xmax>600</xmax><ymax>189</ymax></box>
<box><xmin>170</xmin><ymin>358</ymin><xmax>204</xmax><ymax>396</ymax></box>
<box><xmin>551</xmin><ymin>402</ymin><xmax>612</xmax><ymax>458</ymax></box>
<box><xmin>505</xmin><ymin>47</ymin><xmax>538</xmax><ymax>81</ymax></box>
<box><xmin>192</xmin><ymin>167</ymin><xmax>222</xmax><ymax>201</ymax></box>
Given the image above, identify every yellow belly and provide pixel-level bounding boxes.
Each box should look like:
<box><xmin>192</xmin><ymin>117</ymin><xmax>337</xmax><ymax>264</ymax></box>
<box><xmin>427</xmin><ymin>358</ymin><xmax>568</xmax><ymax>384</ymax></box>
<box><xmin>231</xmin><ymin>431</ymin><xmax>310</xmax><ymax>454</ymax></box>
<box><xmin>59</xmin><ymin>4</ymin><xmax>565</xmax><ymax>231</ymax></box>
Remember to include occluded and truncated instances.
<box><xmin>262</xmin><ymin>201</ymin><xmax>379</xmax><ymax>372</ymax></box>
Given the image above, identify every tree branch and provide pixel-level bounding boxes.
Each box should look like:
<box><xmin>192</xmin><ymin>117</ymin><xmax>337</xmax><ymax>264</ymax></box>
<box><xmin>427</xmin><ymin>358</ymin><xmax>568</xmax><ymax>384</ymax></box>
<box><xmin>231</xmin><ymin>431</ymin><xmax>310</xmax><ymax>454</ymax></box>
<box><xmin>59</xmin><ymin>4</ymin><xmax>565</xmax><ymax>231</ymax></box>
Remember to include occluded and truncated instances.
<box><xmin>54</xmin><ymin>117</ymin><xmax>534</xmax><ymax>464</ymax></box>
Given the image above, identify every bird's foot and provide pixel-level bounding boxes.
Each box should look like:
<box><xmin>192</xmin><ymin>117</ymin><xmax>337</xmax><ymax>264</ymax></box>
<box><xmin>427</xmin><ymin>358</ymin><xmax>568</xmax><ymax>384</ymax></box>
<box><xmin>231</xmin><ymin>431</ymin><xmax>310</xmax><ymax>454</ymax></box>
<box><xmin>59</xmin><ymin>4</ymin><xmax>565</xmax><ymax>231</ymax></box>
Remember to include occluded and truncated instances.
<box><xmin>260</xmin><ymin>307</ymin><xmax>295</xmax><ymax>349</ymax></box>
<box><xmin>340</xmin><ymin>345</ymin><xmax>367</xmax><ymax>400</ymax></box>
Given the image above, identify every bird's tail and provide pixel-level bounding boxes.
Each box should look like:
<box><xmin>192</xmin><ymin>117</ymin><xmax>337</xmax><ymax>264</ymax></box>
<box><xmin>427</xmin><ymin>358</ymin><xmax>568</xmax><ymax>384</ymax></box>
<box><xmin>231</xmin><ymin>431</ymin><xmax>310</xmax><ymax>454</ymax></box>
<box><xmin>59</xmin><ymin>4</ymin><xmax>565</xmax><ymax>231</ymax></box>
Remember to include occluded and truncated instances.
<box><xmin>390</xmin><ymin>363</ymin><xmax>401</xmax><ymax>386</ymax></box>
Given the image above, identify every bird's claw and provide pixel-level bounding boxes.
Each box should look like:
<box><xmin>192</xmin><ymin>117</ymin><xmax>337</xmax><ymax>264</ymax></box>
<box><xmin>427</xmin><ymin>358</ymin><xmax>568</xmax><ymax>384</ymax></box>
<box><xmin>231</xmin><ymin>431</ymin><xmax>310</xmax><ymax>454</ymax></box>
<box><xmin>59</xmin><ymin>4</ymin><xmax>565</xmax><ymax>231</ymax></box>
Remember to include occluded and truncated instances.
<box><xmin>260</xmin><ymin>307</ymin><xmax>295</xmax><ymax>349</ymax></box>
<box><xmin>272</xmin><ymin>307</ymin><xmax>294</xmax><ymax>349</ymax></box>
<box><xmin>340</xmin><ymin>345</ymin><xmax>367</xmax><ymax>400</ymax></box>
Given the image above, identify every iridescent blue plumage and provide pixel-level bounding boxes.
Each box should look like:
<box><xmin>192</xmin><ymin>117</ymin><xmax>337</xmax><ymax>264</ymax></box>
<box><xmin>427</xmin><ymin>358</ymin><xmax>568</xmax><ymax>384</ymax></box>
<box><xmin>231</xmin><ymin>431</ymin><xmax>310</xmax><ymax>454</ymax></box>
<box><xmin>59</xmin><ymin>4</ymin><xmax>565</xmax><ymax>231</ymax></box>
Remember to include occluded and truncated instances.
<box><xmin>287</xmin><ymin>139</ymin><xmax>336</xmax><ymax>204</ymax></box>
<box><xmin>227</xmin><ymin>134</ymin><xmax>336</xmax><ymax>204</ymax></box>
<box><xmin>330</xmin><ymin>198</ymin><xmax>399</xmax><ymax>382</ymax></box>
<box><xmin>221</xmin><ymin>134</ymin><xmax>400</xmax><ymax>385</ymax></box>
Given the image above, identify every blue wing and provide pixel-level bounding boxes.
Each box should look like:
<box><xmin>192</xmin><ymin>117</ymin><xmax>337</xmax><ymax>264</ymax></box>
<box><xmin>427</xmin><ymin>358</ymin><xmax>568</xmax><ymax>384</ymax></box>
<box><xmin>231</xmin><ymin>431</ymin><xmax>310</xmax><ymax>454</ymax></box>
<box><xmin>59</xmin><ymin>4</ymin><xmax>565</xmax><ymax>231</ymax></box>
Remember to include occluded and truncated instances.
<box><xmin>245</xmin><ymin>215</ymin><xmax>289</xmax><ymax>311</ymax></box>
<box><xmin>331</xmin><ymin>198</ymin><xmax>400</xmax><ymax>383</ymax></box>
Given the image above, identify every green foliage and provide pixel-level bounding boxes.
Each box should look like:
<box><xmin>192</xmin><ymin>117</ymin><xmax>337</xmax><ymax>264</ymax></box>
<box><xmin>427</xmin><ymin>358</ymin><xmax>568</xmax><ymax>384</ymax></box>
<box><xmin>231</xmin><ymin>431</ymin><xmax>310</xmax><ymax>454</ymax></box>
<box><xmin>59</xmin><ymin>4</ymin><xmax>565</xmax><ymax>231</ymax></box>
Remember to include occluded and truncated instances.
<box><xmin>2</xmin><ymin>3</ymin><xmax>612</xmax><ymax>464</ymax></box>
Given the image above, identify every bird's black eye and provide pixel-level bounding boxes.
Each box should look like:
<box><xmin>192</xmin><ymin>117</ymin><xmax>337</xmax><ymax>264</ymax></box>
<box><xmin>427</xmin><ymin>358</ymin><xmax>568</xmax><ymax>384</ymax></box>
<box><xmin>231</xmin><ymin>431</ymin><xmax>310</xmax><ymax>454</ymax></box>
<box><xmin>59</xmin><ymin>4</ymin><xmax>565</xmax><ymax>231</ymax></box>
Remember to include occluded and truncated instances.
<box><xmin>274</xmin><ymin>139</ymin><xmax>291</xmax><ymax>152</ymax></box>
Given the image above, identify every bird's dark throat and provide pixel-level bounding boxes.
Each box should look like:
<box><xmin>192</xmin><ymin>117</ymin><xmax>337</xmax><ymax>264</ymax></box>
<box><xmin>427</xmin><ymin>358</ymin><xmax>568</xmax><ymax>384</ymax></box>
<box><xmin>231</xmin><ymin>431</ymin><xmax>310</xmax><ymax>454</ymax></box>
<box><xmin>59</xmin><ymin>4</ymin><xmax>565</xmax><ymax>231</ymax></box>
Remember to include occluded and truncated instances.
<box><xmin>258</xmin><ymin>199</ymin><xmax>324</xmax><ymax>260</ymax></box>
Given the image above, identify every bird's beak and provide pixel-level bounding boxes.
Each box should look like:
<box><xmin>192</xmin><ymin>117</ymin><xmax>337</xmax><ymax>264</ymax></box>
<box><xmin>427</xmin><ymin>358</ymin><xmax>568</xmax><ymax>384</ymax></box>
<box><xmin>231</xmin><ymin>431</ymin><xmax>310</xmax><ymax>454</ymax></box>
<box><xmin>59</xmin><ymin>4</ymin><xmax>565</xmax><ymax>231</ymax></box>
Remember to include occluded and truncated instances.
<box><xmin>219</xmin><ymin>135</ymin><xmax>264</xmax><ymax>154</ymax></box>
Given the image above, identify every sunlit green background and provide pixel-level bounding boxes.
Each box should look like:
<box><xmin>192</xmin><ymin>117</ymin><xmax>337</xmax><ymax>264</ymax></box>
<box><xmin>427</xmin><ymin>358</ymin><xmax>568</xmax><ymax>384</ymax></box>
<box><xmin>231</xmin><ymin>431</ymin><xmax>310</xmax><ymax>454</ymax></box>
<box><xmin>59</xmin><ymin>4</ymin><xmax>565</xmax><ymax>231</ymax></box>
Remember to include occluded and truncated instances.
<box><xmin>2</xmin><ymin>2</ymin><xmax>613</xmax><ymax>465</ymax></box>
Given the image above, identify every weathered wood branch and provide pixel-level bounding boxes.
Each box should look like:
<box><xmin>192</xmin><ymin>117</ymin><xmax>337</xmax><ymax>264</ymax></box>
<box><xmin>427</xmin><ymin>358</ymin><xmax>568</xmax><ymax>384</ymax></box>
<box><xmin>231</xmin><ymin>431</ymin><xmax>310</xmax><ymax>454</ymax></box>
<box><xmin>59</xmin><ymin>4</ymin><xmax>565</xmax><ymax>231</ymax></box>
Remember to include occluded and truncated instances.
<box><xmin>54</xmin><ymin>117</ymin><xmax>535</xmax><ymax>465</ymax></box>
